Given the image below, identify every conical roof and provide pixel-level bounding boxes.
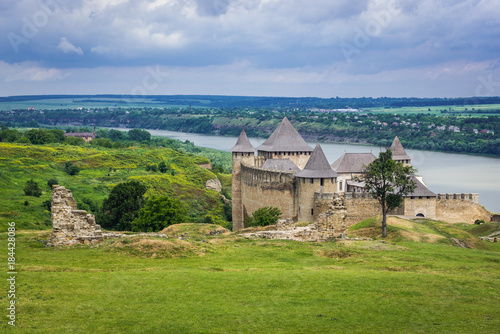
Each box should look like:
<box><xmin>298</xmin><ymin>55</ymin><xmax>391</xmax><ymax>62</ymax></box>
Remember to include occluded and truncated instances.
<box><xmin>231</xmin><ymin>129</ymin><xmax>255</xmax><ymax>153</ymax></box>
<box><xmin>257</xmin><ymin>117</ymin><xmax>313</xmax><ymax>152</ymax></box>
<box><xmin>296</xmin><ymin>144</ymin><xmax>338</xmax><ymax>178</ymax></box>
<box><xmin>331</xmin><ymin>153</ymin><xmax>376</xmax><ymax>173</ymax></box>
<box><xmin>390</xmin><ymin>136</ymin><xmax>411</xmax><ymax>161</ymax></box>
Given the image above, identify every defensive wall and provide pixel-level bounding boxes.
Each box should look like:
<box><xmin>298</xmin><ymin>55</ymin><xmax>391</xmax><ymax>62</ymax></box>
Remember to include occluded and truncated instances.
<box><xmin>240</xmin><ymin>164</ymin><xmax>297</xmax><ymax>222</ymax></box>
<box><xmin>313</xmin><ymin>192</ymin><xmax>492</xmax><ymax>226</ymax></box>
<box><xmin>435</xmin><ymin>193</ymin><xmax>491</xmax><ymax>224</ymax></box>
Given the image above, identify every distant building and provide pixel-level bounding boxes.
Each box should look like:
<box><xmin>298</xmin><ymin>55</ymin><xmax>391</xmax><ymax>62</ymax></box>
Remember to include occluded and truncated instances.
<box><xmin>65</xmin><ymin>127</ymin><xmax>96</xmax><ymax>142</ymax></box>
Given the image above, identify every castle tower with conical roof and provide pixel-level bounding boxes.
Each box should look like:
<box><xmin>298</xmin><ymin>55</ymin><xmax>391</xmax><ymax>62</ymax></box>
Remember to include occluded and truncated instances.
<box><xmin>231</xmin><ymin>129</ymin><xmax>256</xmax><ymax>230</ymax></box>
<box><xmin>296</xmin><ymin>144</ymin><xmax>338</xmax><ymax>222</ymax></box>
<box><xmin>257</xmin><ymin>117</ymin><xmax>313</xmax><ymax>169</ymax></box>
<box><xmin>389</xmin><ymin>136</ymin><xmax>411</xmax><ymax>165</ymax></box>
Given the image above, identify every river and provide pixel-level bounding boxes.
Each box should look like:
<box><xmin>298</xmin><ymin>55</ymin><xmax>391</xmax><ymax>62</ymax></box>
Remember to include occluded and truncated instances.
<box><xmin>141</xmin><ymin>129</ymin><xmax>500</xmax><ymax>214</ymax></box>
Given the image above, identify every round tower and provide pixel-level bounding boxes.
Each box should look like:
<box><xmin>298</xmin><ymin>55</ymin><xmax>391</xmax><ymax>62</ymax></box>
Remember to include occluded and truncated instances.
<box><xmin>231</xmin><ymin>130</ymin><xmax>256</xmax><ymax>230</ymax></box>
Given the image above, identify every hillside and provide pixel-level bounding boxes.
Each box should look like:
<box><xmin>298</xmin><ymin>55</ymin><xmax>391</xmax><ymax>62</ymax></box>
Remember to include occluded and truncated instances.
<box><xmin>0</xmin><ymin>142</ymin><xmax>231</xmax><ymax>231</ymax></box>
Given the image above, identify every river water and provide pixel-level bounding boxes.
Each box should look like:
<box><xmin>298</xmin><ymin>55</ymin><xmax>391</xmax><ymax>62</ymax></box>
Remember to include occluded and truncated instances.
<box><xmin>143</xmin><ymin>129</ymin><xmax>500</xmax><ymax>214</ymax></box>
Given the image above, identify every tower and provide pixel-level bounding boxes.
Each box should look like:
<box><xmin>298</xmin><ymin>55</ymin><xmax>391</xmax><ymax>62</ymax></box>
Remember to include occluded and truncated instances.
<box><xmin>295</xmin><ymin>144</ymin><xmax>338</xmax><ymax>222</ymax></box>
<box><xmin>256</xmin><ymin>117</ymin><xmax>313</xmax><ymax>169</ymax></box>
<box><xmin>231</xmin><ymin>129</ymin><xmax>256</xmax><ymax>230</ymax></box>
<box><xmin>390</xmin><ymin>136</ymin><xmax>412</xmax><ymax>165</ymax></box>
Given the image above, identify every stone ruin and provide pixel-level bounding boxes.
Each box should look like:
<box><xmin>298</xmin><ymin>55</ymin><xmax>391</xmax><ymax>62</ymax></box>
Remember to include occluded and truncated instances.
<box><xmin>242</xmin><ymin>196</ymin><xmax>348</xmax><ymax>242</ymax></box>
<box><xmin>48</xmin><ymin>185</ymin><xmax>103</xmax><ymax>246</ymax></box>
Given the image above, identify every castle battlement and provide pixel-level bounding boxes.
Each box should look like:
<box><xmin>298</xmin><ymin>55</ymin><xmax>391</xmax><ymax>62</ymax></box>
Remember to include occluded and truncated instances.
<box><xmin>437</xmin><ymin>193</ymin><xmax>479</xmax><ymax>203</ymax></box>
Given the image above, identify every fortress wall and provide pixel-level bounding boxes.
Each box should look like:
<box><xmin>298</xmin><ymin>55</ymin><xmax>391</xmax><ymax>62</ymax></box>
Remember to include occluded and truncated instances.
<box><xmin>314</xmin><ymin>193</ymin><xmax>380</xmax><ymax>227</ymax></box>
<box><xmin>343</xmin><ymin>193</ymin><xmax>381</xmax><ymax>227</ymax></box>
<box><xmin>240</xmin><ymin>165</ymin><xmax>297</xmax><ymax>224</ymax></box>
<box><xmin>403</xmin><ymin>197</ymin><xmax>437</xmax><ymax>218</ymax></box>
<box><xmin>436</xmin><ymin>193</ymin><xmax>491</xmax><ymax>223</ymax></box>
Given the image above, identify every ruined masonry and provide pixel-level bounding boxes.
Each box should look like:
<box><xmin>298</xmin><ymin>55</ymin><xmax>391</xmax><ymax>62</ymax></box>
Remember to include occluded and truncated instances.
<box><xmin>48</xmin><ymin>185</ymin><xmax>103</xmax><ymax>246</ymax></box>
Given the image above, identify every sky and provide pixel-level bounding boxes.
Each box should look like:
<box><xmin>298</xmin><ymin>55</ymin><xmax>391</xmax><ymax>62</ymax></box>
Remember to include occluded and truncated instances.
<box><xmin>1</xmin><ymin>0</ymin><xmax>500</xmax><ymax>98</ymax></box>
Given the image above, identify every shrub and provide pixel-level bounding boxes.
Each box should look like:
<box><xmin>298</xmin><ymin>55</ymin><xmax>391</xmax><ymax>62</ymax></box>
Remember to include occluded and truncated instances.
<box><xmin>64</xmin><ymin>162</ymin><xmax>80</xmax><ymax>175</ymax></box>
<box><xmin>24</xmin><ymin>179</ymin><xmax>42</xmax><ymax>197</ymax></box>
<box><xmin>244</xmin><ymin>207</ymin><xmax>282</xmax><ymax>227</ymax></box>
<box><xmin>158</xmin><ymin>161</ymin><xmax>168</xmax><ymax>173</ymax></box>
<box><xmin>146</xmin><ymin>164</ymin><xmax>157</xmax><ymax>172</ymax></box>
<box><xmin>42</xmin><ymin>199</ymin><xmax>52</xmax><ymax>211</ymax></box>
<box><xmin>65</xmin><ymin>136</ymin><xmax>85</xmax><ymax>146</ymax></box>
<box><xmin>47</xmin><ymin>178</ymin><xmax>58</xmax><ymax>188</ymax></box>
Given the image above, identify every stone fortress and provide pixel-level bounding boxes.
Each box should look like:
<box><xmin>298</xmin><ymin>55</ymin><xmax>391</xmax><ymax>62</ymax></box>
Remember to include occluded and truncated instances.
<box><xmin>231</xmin><ymin>117</ymin><xmax>492</xmax><ymax>232</ymax></box>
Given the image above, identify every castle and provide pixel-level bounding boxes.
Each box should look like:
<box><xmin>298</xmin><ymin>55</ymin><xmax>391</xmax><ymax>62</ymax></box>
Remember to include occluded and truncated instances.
<box><xmin>231</xmin><ymin>117</ymin><xmax>492</xmax><ymax>230</ymax></box>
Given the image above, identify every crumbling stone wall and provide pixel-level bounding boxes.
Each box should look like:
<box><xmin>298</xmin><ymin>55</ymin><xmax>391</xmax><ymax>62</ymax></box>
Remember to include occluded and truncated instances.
<box><xmin>48</xmin><ymin>185</ymin><xmax>103</xmax><ymax>246</ymax></box>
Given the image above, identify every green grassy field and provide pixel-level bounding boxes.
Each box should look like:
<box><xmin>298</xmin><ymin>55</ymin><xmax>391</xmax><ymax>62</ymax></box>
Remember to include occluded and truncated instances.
<box><xmin>365</xmin><ymin>104</ymin><xmax>500</xmax><ymax>115</ymax></box>
<box><xmin>0</xmin><ymin>220</ymin><xmax>499</xmax><ymax>333</ymax></box>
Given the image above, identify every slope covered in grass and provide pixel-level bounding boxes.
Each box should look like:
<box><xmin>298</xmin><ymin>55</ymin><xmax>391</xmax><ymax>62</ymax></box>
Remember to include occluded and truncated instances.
<box><xmin>348</xmin><ymin>216</ymin><xmax>483</xmax><ymax>248</ymax></box>
<box><xmin>0</xmin><ymin>143</ymin><xmax>231</xmax><ymax>231</ymax></box>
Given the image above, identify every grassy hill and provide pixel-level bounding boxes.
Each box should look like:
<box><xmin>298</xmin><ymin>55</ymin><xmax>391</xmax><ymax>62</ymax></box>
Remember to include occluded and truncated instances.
<box><xmin>1</xmin><ymin>222</ymin><xmax>499</xmax><ymax>333</ymax></box>
<box><xmin>348</xmin><ymin>216</ymin><xmax>485</xmax><ymax>248</ymax></box>
<box><xmin>0</xmin><ymin>142</ymin><xmax>231</xmax><ymax>231</ymax></box>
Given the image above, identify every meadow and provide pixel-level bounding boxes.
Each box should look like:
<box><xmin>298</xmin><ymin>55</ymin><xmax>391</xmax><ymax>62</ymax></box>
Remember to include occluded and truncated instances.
<box><xmin>0</xmin><ymin>220</ymin><xmax>499</xmax><ymax>333</ymax></box>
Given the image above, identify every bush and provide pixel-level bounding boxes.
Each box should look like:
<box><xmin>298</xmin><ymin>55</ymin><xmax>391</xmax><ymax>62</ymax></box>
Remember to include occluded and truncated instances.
<box><xmin>158</xmin><ymin>161</ymin><xmax>168</xmax><ymax>173</ymax></box>
<box><xmin>132</xmin><ymin>196</ymin><xmax>188</xmax><ymax>232</ymax></box>
<box><xmin>146</xmin><ymin>164</ymin><xmax>157</xmax><ymax>172</ymax></box>
<box><xmin>24</xmin><ymin>179</ymin><xmax>42</xmax><ymax>197</ymax></box>
<box><xmin>47</xmin><ymin>178</ymin><xmax>58</xmax><ymax>188</ymax></box>
<box><xmin>244</xmin><ymin>207</ymin><xmax>282</xmax><ymax>227</ymax></box>
<box><xmin>42</xmin><ymin>199</ymin><xmax>52</xmax><ymax>211</ymax></box>
<box><xmin>65</xmin><ymin>136</ymin><xmax>85</xmax><ymax>146</ymax></box>
<box><xmin>64</xmin><ymin>162</ymin><xmax>80</xmax><ymax>175</ymax></box>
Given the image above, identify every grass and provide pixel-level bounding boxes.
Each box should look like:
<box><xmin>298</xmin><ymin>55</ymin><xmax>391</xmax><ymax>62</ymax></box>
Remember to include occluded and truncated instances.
<box><xmin>0</xmin><ymin>221</ymin><xmax>499</xmax><ymax>333</ymax></box>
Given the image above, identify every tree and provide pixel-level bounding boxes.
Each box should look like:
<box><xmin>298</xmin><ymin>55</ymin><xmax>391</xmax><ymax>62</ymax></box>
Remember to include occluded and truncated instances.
<box><xmin>47</xmin><ymin>178</ymin><xmax>58</xmax><ymax>188</ymax></box>
<box><xmin>244</xmin><ymin>207</ymin><xmax>282</xmax><ymax>227</ymax></box>
<box><xmin>131</xmin><ymin>196</ymin><xmax>188</xmax><ymax>232</ymax></box>
<box><xmin>364</xmin><ymin>150</ymin><xmax>417</xmax><ymax>237</ymax></box>
<box><xmin>24</xmin><ymin>179</ymin><xmax>42</xmax><ymax>197</ymax></box>
<box><xmin>97</xmin><ymin>180</ymin><xmax>147</xmax><ymax>231</ymax></box>
<box><xmin>128</xmin><ymin>129</ymin><xmax>151</xmax><ymax>142</ymax></box>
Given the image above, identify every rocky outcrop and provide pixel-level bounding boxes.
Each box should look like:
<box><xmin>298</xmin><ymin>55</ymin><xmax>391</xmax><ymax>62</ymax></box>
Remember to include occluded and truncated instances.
<box><xmin>205</xmin><ymin>178</ymin><xmax>222</xmax><ymax>192</ymax></box>
<box><xmin>48</xmin><ymin>185</ymin><xmax>103</xmax><ymax>246</ymax></box>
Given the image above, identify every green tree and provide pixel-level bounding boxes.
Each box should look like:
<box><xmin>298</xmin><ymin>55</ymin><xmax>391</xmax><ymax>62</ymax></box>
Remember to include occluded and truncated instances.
<box><xmin>24</xmin><ymin>179</ymin><xmax>42</xmax><ymax>197</ymax></box>
<box><xmin>128</xmin><ymin>129</ymin><xmax>151</xmax><ymax>142</ymax></box>
<box><xmin>132</xmin><ymin>196</ymin><xmax>188</xmax><ymax>232</ymax></box>
<box><xmin>245</xmin><ymin>207</ymin><xmax>282</xmax><ymax>227</ymax></box>
<box><xmin>24</xmin><ymin>129</ymin><xmax>55</xmax><ymax>144</ymax></box>
<box><xmin>97</xmin><ymin>180</ymin><xmax>147</xmax><ymax>231</ymax></box>
<box><xmin>364</xmin><ymin>150</ymin><xmax>417</xmax><ymax>237</ymax></box>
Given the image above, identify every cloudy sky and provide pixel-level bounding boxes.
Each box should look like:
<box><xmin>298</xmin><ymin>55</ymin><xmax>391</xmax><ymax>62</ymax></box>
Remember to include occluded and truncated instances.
<box><xmin>1</xmin><ymin>0</ymin><xmax>500</xmax><ymax>98</ymax></box>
